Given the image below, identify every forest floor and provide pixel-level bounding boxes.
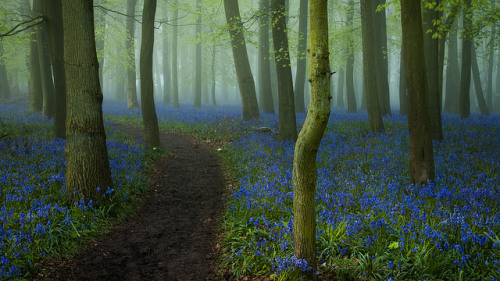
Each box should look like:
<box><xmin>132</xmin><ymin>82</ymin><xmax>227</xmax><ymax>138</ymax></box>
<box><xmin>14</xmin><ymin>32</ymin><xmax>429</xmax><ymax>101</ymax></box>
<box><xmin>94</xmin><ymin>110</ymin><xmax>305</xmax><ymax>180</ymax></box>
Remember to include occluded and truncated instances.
<box><xmin>42</xmin><ymin>124</ymin><xmax>226</xmax><ymax>281</ymax></box>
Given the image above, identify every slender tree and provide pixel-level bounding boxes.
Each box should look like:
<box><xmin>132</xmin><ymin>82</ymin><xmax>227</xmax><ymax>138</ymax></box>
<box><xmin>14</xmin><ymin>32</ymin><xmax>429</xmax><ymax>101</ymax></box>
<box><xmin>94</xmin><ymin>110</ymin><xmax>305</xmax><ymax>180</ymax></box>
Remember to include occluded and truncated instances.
<box><xmin>360</xmin><ymin>0</ymin><xmax>384</xmax><ymax>133</ymax></box>
<box><xmin>194</xmin><ymin>0</ymin><xmax>202</xmax><ymax>108</ymax></box>
<box><xmin>258</xmin><ymin>0</ymin><xmax>275</xmax><ymax>113</ymax></box>
<box><xmin>28</xmin><ymin>0</ymin><xmax>42</xmax><ymax>113</ymax></box>
<box><xmin>373</xmin><ymin>0</ymin><xmax>391</xmax><ymax>116</ymax></box>
<box><xmin>337</xmin><ymin>68</ymin><xmax>344</xmax><ymax>108</ymax></box>
<box><xmin>272</xmin><ymin>0</ymin><xmax>297</xmax><ymax>141</ymax></box>
<box><xmin>399</xmin><ymin>47</ymin><xmax>407</xmax><ymax>115</ymax></box>
<box><xmin>62</xmin><ymin>0</ymin><xmax>113</xmax><ymax>202</ymax></box>
<box><xmin>423</xmin><ymin>1</ymin><xmax>443</xmax><ymax>141</ymax></box>
<box><xmin>294</xmin><ymin>0</ymin><xmax>308</xmax><ymax>113</ymax></box>
<box><xmin>162</xmin><ymin>19</ymin><xmax>172</xmax><ymax>104</ymax></box>
<box><xmin>211</xmin><ymin>43</ymin><xmax>217</xmax><ymax>106</ymax></box>
<box><xmin>172</xmin><ymin>0</ymin><xmax>179</xmax><ymax>108</ymax></box>
<box><xmin>486</xmin><ymin>1</ymin><xmax>496</xmax><ymax>110</ymax></box>
<box><xmin>126</xmin><ymin>0</ymin><xmax>139</xmax><ymax>109</ymax></box>
<box><xmin>471</xmin><ymin>46</ymin><xmax>490</xmax><ymax>115</ymax></box>
<box><xmin>345</xmin><ymin>0</ymin><xmax>357</xmax><ymax>113</ymax></box>
<box><xmin>223</xmin><ymin>0</ymin><xmax>260</xmax><ymax>120</ymax></box>
<box><xmin>44</xmin><ymin>0</ymin><xmax>66</xmax><ymax>138</ymax></box>
<box><xmin>140</xmin><ymin>0</ymin><xmax>160</xmax><ymax>148</ymax></box>
<box><xmin>401</xmin><ymin>0</ymin><xmax>435</xmax><ymax>185</ymax></box>
<box><xmin>444</xmin><ymin>20</ymin><xmax>460</xmax><ymax>114</ymax></box>
<box><xmin>459</xmin><ymin>0</ymin><xmax>472</xmax><ymax>119</ymax></box>
<box><xmin>293</xmin><ymin>1</ymin><xmax>330</xmax><ymax>278</ymax></box>
<box><xmin>0</xmin><ymin>43</ymin><xmax>9</xmax><ymax>99</ymax></box>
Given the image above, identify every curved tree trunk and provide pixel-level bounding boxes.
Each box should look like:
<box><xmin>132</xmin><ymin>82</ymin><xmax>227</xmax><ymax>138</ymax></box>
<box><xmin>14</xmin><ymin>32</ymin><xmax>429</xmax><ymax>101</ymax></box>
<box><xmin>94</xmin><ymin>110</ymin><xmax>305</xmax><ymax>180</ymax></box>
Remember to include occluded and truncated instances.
<box><xmin>293</xmin><ymin>1</ymin><xmax>330</xmax><ymax>278</ymax></box>
<box><xmin>360</xmin><ymin>0</ymin><xmax>384</xmax><ymax>133</ymax></box>
<box><xmin>401</xmin><ymin>0</ymin><xmax>435</xmax><ymax>185</ymax></box>
<box><xmin>62</xmin><ymin>0</ymin><xmax>113</xmax><ymax>203</ymax></box>
<box><xmin>126</xmin><ymin>0</ymin><xmax>139</xmax><ymax>109</ymax></box>
<box><xmin>294</xmin><ymin>0</ymin><xmax>308</xmax><ymax>113</ymax></box>
<box><xmin>258</xmin><ymin>0</ymin><xmax>275</xmax><ymax>113</ymax></box>
<box><xmin>223</xmin><ymin>0</ymin><xmax>260</xmax><ymax>120</ymax></box>
<box><xmin>272</xmin><ymin>0</ymin><xmax>297</xmax><ymax>141</ymax></box>
<box><xmin>44</xmin><ymin>0</ymin><xmax>66</xmax><ymax>138</ymax></box>
<box><xmin>140</xmin><ymin>0</ymin><xmax>160</xmax><ymax>148</ymax></box>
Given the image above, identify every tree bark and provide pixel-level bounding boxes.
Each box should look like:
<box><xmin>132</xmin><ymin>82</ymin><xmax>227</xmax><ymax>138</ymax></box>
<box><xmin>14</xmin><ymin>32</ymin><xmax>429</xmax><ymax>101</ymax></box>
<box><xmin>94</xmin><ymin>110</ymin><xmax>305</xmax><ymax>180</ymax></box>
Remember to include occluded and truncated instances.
<box><xmin>94</xmin><ymin>1</ymin><xmax>106</xmax><ymax>90</ymax></box>
<box><xmin>293</xmin><ymin>1</ymin><xmax>330</xmax><ymax>279</ymax></box>
<box><xmin>471</xmin><ymin>46</ymin><xmax>490</xmax><ymax>115</ymax></box>
<box><xmin>345</xmin><ymin>0</ymin><xmax>357</xmax><ymax>113</ymax></box>
<box><xmin>223</xmin><ymin>0</ymin><xmax>260</xmax><ymax>120</ymax></box>
<box><xmin>44</xmin><ymin>0</ymin><xmax>66</xmax><ymax>138</ymax></box>
<box><xmin>171</xmin><ymin>0</ymin><xmax>179</xmax><ymax>108</ymax></box>
<box><xmin>360</xmin><ymin>0</ymin><xmax>384</xmax><ymax>133</ymax></box>
<box><xmin>62</xmin><ymin>0</ymin><xmax>113</xmax><ymax>203</ymax></box>
<box><xmin>258</xmin><ymin>0</ymin><xmax>275</xmax><ymax>113</ymax></box>
<box><xmin>401</xmin><ymin>0</ymin><xmax>435</xmax><ymax>185</ymax></box>
<box><xmin>194</xmin><ymin>0</ymin><xmax>202</xmax><ymax>108</ymax></box>
<box><xmin>459</xmin><ymin>0</ymin><xmax>472</xmax><ymax>119</ymax></box>
<box><xmin>140</xmin><ymin>0</ymin><xmax>160</xmax><ymax>148</ymax></box>
<box><xmin>422</xmin><ymin>1</ymin><xmax>443</xmax><ymax>141</ymax></box>
<box><xmin>162</xmin><ymin>20</ymin><xmax>172</xmax><ymax>104</ymax></box>
<box><xmin>444</xmin><ymin>20</ymin><xmax>460</xmax><ymax>114</ymax></box>
<box><xmin>29</xmin><ymin>0</ymin><xmax>42</xmax><ymax>113</ymax></box>
<box><xmin>486</xmin><ymin>2</ymin><xmax>496</xmax><ymax>110</ymax></box>
<box><xmin>272</xmin><ymin>0</ymin><xmax>297</xmax><ymax>141</ymax></box>
<box><xmin>126</xmin><ymin>0</ymin><xmax>139</xmax><ymax>109</ymax></box>
<box><xmin>373</xmin><ymin>0</ymin><xmax>391</xmax><ymax>116</ymax></box>
<box><xmin>294</xmin><ymin>0</ymin><xmax>308</xmax><ymax>113</ymax></box>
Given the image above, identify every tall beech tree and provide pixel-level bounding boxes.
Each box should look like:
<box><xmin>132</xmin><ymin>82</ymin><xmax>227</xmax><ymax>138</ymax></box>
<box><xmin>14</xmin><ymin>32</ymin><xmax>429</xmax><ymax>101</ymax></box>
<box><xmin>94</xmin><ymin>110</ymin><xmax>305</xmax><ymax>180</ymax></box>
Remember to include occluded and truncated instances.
<box><xmin>162</xmin><ymin>19</ymin><xmax>172</xmax><ymax>104</ymax></box>
<box><xmin>399</xmin><ymin>47</ymin><xmax>407</xmax><ymax>115</ymax></box>
<box><xmin>194</xmin><ymin>0</ymin><xmax>202</xmax><ymax>108</ymax></box>
<box><xmin>373</xmin><ymin>0</ymin><xmax>391</xmax><ymax>116</ymax></box>
<box><xmin>223</xmin><ymin>0</ymin><xmax>260</xmax><ymax>120</ymax></box>
<box><xmin>471</xmin><ymin>46</ymin><xmax>490</xmax><ymax>115</ymax></box>
<box><xmin>272</xmin><ymin>0</ymin><xmax>297</xmax><ymax>141</ymax></box>
<box><xmin>140</xmin><ymin>0</ymin><xmax>160</xmax><ymax>148</ymax></box>
<box><xmin>459</xmin><ymin>0</ymin><xmax>473</xmax><ymax>119</ymax></box>
<box><xmin>0</xmin><ymin>43</ymin><xmax>9</xmax><ymax>99</ymax></box>
<box><xmin>294</xmin><ymin>0</ymin><xmax>308</xmax><ymax>113</ymax></box>
<box><xmin>258</xmin><ymin>0</ymin><xmax>275</xmax><ymax>113</ymax></box>
<box><xmin>360</xmin><ymin>0</ymin><xmax>384</xmax><ymax>133</ymax></box>
<box><xmin>126</xmin><ymin>0</ymin><xmax>139</xmax><ymax>109</ymax></box>
<box><xmin>293</xmin><ymin>0</ymin><xmax>330</xmax><ymax>278</ymax></box>
<box><xmin>171</xmin><ymin>0</ymin><xmax>179</xmax><ymax>108</ymax></box>
<box><xmin>444</xmin><ymin>20</ymin><xmax>460</xmax><ymax>114</ymax></box>
<box><xmin>28</xmin><ymin>0</ymin><xmax>42</xmax><ymax>114</ymax></box>
<box><xmin>62</xmin><ymin>0</ymin><xmax>113</xmax><ymax>202</ymax></box>
<box><xmin>401</xmin><ymin>0</ymin><xmax>435</xmax><ymax>185</ymax></box>
<box><xmin>44</xmin><ymin>0</ymin><xmax>66</xmax><ymax>138</ymax></box>
<box><xmin>345</xmin><ymin>0</ymin><xmax>357</xmax><ymax>113</ymax></box>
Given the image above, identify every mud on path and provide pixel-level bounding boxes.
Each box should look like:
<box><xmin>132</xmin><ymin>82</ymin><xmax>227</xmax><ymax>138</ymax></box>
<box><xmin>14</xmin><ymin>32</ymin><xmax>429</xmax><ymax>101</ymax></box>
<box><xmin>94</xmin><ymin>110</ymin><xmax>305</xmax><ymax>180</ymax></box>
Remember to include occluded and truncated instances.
<box><xmin>45</xmin><ymin>124</ymin><xmax>226</xmax><ymax>281</ymax></box>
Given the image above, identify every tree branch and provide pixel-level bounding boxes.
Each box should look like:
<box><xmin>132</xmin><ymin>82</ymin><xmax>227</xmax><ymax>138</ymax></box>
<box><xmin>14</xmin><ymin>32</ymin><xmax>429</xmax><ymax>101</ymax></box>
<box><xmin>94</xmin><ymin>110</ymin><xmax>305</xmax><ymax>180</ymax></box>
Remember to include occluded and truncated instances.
<box><xmin>0</xmin><ymin>16</ymin><xmax>44</xmax><ymax>38</ymax></box>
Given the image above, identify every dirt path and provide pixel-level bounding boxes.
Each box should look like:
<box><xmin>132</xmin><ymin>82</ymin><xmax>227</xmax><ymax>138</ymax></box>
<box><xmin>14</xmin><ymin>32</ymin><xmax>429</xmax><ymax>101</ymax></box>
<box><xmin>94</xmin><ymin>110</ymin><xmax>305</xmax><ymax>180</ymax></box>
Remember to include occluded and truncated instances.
<box><xmin>46</xmin><ymin>125</ymin><xmax>225</xmax><ymax>281</ymax></box>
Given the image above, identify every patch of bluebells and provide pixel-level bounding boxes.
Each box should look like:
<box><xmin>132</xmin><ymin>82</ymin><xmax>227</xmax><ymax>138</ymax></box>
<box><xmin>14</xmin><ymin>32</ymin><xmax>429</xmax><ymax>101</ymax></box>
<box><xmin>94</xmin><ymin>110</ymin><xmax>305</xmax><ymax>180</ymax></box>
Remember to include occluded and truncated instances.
<box><xmin>0</xmin><ymin>104</ymin><xmax>148</xmax><ymax>279</ymax></box>
<box><xmin>224</xmin><ymin>111</ymin><xmax>500</xmax><ymax>280</ymax></box>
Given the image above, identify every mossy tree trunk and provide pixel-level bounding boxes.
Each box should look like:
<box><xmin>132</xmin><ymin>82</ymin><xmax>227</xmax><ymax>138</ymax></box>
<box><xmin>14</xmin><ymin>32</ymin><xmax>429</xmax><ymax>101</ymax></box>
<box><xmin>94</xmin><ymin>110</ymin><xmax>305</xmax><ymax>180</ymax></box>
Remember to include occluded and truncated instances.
<box><xmin>126</xmin><ymin>0</ymin><xmax>139</xmax><ymax>109</ymax></box>
<box><xmin>294</xmin><ymin>0</ymin><xmax>308</xmax><ymax>113</ymax></box>
<box><xmin>272</xmin><ymin>0</ymin><xmax>297</xmax><ymax>141</ymax></box>
<box><xmin>140</xmin><ymin>0</ymin><xmax>161</xmax><ymax>148</ymax></box>
<box><xmin>223</xmin><ymin>0</ymin><xmax>260</xmax><ymax>120</ymax></box>
<box><xmin>258</xmin><ymin>0</ymin><xmax>275</xmax><ymax>114</ymax></box>
<box><xmin>401</xmin><ymin>0</ymin><xmax>435</xmax><ymax>185</ymax></box>
<box><xmin>360</xmin><ymin>0</ymin><xmax>384</xmax><ymax>133</ymax></box>
<box><xmin>62</xmin><ymin>0</ymin><xmax>113</xmax><ymax>203</ymax></box>
<box><xmin>292</xmin><ymin>1</ymin><xmax>330</xmax><ymax>279</ymax></box>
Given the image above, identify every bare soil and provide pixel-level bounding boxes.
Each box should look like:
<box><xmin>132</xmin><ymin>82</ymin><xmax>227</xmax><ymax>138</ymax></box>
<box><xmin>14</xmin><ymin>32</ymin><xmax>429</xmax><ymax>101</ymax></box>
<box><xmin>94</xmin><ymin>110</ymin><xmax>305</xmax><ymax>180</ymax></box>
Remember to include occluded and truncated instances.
<box><xmin>42</xmin><ymin>124</ymin><xmax>226</xmax><ymax>281</ymax></box>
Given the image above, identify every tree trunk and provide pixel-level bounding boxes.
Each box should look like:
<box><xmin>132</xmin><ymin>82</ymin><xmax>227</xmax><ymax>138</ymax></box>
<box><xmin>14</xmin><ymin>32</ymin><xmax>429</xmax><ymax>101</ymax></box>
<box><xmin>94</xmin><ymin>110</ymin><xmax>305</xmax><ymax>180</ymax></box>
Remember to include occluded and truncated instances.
<box><xmin>211</xmin><ymin>43</ymin><xmax>217</xmax><ymax>106</ymax></box>
<box><xmin>496</xmin><ymin>43</ymin><xmax>500</xmax><ymax>112</ymax></box>
<box><xmin>401</xmin><ymin>0</ymin><xmax>435</xmax><ymax>185</ymax></box>
<box><xmin>29</xmin><ymin>0</ymin><xmax>42</xmax><ymax>113</ymax></box>
<box><xmin>399</xmin><ymin>47</ymin><xmax>407</xmax><ymax>115</ymax></box>
<box><xmin>62</xmin><ymin>0</ymin><xmax>113</xmax><ymax>203</ymax></box>
<box><xmin>258</xmin><ymin>0</ymin><xmax>275</xmax><ymax>113</ymax></box>
<box><xmin>35</xmin><ymin>0</ymin><xmax>56</xmax><ymax>117</ymax></box>
<box><xmin>126</xmin><ymin>0</ymin><xmax>139</xmax><ymax>109</ymax></box>
<box><xmin>272</xmin><ymin>0</ymin><xmax>297</xmax><ymax>141</ymax></box>
<box><xmin>422</xmin><ymin>1</ymin><xmax>443</xmax><ymax>141</ymax></box>
<box><xmin>162</xmin><ymin>21</ymin><xmax>172</xmax><ymax>104</ymax></box>
<box><xmin>444</xmin><ymin>20</ymin><xmax>460</xmax><ymax>114</ymax></box>
<box><xmin>223</xmin><ymin>0</ymin><xmax>260</xmax><ymax>120</ymax></box>
<box><xmin>345</xmin><ymin>0</ymin><xmax>357</xmax><ymax>113</ymax></box>
<box><xmin>486</xmin><ymin>4</ymin><xmax>496</xmax><ymax>110</ymax></box>
<box><xmin>44</xmin><ymin>0</ymin><xmax>66</xmax><ymax>138</ymax></box>
<box><xmin>293</xmin><ymin>1</ymin><xmax>330</xmax><ymax>278</ymax></box>
<box><xmin>373</xmin><ymin>0</ymin><xmax>391</xmax><ymax>116</ymax></box>
<box><xmin>194</xmin><ymin>0</ymin><xmax>202</xmax><ymax>108</ymax></box>
<box><xmin>0</xmin><ymin>43</ymin><xmax>9</xmax><ymax>99</ymax></box>
<box><xmin>294</xmin><ymin>0</ymin><xmax>308</xmax><ymax>113</ymax></box>
<box><xmin>471</xmin><ymin>46</ymin><xmax>490</xmax><ymax>115</ymax></box>
<box><xmin>171</xmin><ymin>0</ymin><xmax>179</xmax><ymax>108</ymax></box>
<box><xmin>459</xmin><ymin>0</ymin><xmax>472</xmax><ymax>119</ymax></box>
<box><xmin>360</xmin><ymin>0</ymin><xmax>384</xmax><ymax>133</ymax></box>
<box><xmin>140</xmin><ymin>0</ymin><xmax>160</xmax><ymax>148</ymax></box>
<box><xmin>94</xmin><ymin>1</ymin><xmax>106</xmax><ymax>90</ymax></box>
<box><xmin>336</xmin><ymin>68</ymin><xmax>344</xmax><ymax>108</ymax></box>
